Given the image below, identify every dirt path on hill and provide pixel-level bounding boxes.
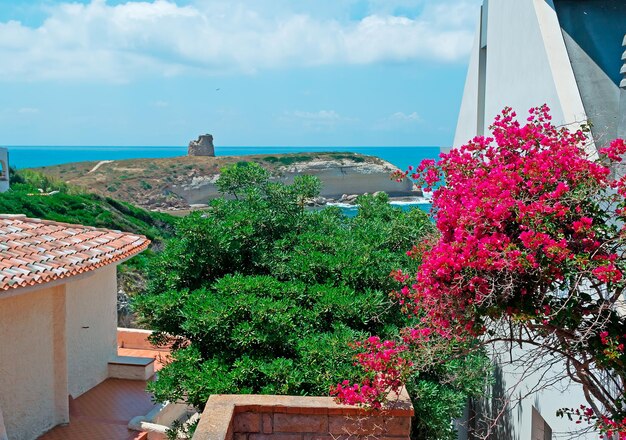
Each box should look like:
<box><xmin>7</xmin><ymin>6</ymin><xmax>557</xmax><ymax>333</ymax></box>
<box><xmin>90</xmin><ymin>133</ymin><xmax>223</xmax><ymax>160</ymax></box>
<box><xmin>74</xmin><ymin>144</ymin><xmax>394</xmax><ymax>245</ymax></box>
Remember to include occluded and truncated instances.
<box><xmin>88</xmin><ymin>160</ymin><xmax>114</xmax><ymax>174</ymax></box>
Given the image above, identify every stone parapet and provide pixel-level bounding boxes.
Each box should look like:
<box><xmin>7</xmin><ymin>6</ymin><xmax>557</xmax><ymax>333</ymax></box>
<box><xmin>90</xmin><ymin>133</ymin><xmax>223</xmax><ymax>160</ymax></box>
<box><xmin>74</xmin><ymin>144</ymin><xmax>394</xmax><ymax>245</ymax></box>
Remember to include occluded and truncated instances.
<box><xmin>117</xmin><ymin>328</ymin><xmax>154</xmax><ymax>350</ymax></box>
<box><xmin>117</xmin><ymin>327</ymin><xmax>172</xmax><ymax>352</ymax></box>
<box><xmin>192</xmin><ymin>389</ymin><xmax>413</xmax><ymax>440</ymax></box>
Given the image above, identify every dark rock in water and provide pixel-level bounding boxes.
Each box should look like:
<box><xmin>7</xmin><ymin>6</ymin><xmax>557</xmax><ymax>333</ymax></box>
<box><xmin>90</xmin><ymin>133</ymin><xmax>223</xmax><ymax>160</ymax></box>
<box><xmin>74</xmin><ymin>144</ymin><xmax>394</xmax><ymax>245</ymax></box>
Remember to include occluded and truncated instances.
<box><xmin>188</xmin><ymin>134</ymin><xmax>215</xmax><ymax>157</ymax></box>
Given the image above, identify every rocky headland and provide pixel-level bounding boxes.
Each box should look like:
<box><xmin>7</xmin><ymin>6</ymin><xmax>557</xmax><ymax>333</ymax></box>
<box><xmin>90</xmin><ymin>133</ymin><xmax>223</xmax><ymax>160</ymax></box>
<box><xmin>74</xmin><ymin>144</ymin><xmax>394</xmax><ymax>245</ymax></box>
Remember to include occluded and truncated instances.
<box><xmin>34</xmin><ymin>152</ymin><xmax>418</xmax><ymax>211</ymax></box>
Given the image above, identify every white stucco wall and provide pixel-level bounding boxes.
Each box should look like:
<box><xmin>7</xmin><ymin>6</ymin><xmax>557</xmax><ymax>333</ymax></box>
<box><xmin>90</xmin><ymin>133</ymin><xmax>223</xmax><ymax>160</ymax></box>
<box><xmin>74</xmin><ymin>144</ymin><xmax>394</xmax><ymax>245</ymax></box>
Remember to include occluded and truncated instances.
<box><xmin>0</xmin><ymin>148</ymin><xmax>9</xmax><ymax>193</ymax></box>
<box><xmin>453</xmin><ymin>0</ymin><xmax>590</xmax><ymax>152</ymax></box>
<box><xmin>453</xmin><ymin>16</ymin><xmax>482</xmax><ymax>148</ymax></box>
<box><xmin>491</xmin><ymin>343</ymin><xmax>595</xmax><ymax>439</ymax></box>
<box><xmin>65</xmin><ymin>265</ymin><xmax>118</xmax><ymax>398</ymax></box>
<box><xmin>0</xmin><ymin>285</ymin><xmax>68</xmax><ymax>440</ymax></box>
<box><xmin>483</xmin><ymin>0</ymin><xmax>564</xmax><ymax>125</ymax></box>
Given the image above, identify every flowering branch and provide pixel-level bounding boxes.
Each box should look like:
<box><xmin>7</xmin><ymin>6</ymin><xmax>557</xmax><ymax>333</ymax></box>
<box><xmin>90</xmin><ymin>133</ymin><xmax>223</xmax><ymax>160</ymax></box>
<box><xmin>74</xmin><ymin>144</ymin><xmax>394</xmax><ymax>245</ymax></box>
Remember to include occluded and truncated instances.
<box><xmin>335</xmin><ymin>105</ymin><xmax>626</xmax><ymax>438</ymax></box>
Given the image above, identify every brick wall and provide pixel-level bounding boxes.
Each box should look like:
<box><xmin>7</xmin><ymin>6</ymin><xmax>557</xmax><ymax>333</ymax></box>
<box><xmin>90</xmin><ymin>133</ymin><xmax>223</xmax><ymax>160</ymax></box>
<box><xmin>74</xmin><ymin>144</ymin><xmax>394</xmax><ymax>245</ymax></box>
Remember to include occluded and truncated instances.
<box><xmin>117</xmin><ymin>327</ymin><xmax>173</xmax><ymax>351</ymax></box>
<box><xmin>192</xmin><ymin>389</ymin><xmax>413</xmax><ymax>440</ymax></box>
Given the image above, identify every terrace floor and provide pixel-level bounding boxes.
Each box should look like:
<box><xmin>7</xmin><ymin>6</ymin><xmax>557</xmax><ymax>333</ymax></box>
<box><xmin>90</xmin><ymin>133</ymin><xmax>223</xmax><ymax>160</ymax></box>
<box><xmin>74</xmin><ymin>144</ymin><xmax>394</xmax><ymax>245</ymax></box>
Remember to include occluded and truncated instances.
<box><xmin>37</xmin><ymin>347</ymin><xmax>170</xmax><ymax>440</ymax></box>
<box><xmin>38</xmin><ymin>378</ymin><xmax>153</xmax><ymax>440</ymax></box>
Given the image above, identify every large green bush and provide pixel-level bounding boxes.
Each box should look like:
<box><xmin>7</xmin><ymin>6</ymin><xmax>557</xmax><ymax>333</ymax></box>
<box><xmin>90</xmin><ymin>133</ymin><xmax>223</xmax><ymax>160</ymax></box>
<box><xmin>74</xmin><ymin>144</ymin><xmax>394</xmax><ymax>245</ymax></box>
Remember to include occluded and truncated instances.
<box><xmin>134</xmin><ymin>163</ymin><xmax>489</xmax><ymax>439</ymax></box>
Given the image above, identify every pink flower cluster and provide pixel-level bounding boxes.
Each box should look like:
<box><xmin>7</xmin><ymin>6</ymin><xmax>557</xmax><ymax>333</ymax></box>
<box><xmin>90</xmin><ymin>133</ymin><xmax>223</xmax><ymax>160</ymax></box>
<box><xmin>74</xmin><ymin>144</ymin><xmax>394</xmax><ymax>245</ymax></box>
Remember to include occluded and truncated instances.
<box><xmin>330</xmin><ymin>336</ymin><xmax>410</xmax><ymax>408</ymax></box>
<box><xmin>336</xmin><ymin>105</ymin><xmax>626</xmax><ymax>429</ymax></box>
<box><xmin>598</xmin><ymin>414</ymin><xmax>626</xmax><ymax>439</ymax></box>
<box><xmin>565</xmin><ymin>405</ymin><xmax>626</xmax><ymax>439</ymax></box>
<box><xmin>395</xmin><ymin>106</ymin><xmax>624</xmax><ymax>334</ymax></box>
<box><xmin>599</xmin><ymin>138</ymin><xmax>626</xmax><ymax>162</ymax></box>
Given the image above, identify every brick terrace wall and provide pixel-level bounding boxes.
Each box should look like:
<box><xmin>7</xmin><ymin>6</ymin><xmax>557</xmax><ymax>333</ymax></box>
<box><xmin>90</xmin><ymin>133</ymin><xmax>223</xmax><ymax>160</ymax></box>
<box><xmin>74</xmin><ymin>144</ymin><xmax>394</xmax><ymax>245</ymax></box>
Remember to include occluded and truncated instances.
<box><xmin>192</xmin><ymin>389</ymin><xmax>413</xmax><ymax>440</ymax></box>
<box><xmin>117</xmin><ymin>327</ymin><xmax>171</xmax><ymax>351</ymax></box>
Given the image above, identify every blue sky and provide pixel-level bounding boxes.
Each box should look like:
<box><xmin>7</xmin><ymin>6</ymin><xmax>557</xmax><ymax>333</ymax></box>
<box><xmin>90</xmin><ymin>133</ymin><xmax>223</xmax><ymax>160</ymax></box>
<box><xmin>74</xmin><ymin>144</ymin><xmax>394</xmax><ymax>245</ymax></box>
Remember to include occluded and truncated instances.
<box><xmin>0</xmin><ymin>0</ymin><xmax>480</xmax><ymax>147</ymax></box>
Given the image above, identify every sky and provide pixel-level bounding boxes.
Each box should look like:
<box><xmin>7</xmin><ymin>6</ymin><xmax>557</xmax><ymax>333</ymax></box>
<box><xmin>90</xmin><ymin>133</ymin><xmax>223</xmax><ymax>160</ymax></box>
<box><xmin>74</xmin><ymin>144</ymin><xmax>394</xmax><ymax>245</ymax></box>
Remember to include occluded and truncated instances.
<box><xmin>0</xmin><ymin>0</ymin><xmax>481</xmax><ymax>147</ymax></box>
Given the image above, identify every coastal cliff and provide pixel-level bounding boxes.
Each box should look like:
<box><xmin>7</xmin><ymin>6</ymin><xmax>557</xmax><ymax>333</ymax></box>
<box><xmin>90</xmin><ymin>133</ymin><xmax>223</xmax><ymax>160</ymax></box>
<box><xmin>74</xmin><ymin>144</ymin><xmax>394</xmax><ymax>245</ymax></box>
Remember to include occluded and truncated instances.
<box><xmin>34</xmin><ymin>152</ymin><xmax>415</xmax><ymax>211</ymax></box>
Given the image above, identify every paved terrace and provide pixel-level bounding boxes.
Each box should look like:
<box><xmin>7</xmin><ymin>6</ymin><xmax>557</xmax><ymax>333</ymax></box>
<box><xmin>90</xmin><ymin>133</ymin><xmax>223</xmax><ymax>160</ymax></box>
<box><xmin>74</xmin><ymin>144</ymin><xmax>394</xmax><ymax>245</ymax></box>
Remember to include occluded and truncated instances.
<box><xmin>37</xmin><ymin>340</ymin><xmax>170</xmax><ymax>439</ymax></box>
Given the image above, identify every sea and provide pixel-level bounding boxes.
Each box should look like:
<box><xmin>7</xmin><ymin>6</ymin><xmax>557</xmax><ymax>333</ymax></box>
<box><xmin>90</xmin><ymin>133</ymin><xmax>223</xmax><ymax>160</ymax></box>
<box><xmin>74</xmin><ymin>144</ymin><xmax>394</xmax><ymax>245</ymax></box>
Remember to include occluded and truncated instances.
<box><xmin>7</xmin><ymin>145</ymin><xmax>439</xmax><ymax>215</ymax></box>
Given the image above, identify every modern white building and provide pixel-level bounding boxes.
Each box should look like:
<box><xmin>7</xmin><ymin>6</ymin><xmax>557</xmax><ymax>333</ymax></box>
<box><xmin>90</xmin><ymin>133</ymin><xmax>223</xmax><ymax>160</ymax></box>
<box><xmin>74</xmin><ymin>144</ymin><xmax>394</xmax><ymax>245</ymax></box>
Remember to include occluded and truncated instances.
<box><xmin>453</xmin><ymin>1</ymin><xmax>626</xmax><ymax>439</ymax></box>
<box><xmin>454</xmin><ymin>0</ymin><xmax>626</xmax><ymax>152</ymax></box>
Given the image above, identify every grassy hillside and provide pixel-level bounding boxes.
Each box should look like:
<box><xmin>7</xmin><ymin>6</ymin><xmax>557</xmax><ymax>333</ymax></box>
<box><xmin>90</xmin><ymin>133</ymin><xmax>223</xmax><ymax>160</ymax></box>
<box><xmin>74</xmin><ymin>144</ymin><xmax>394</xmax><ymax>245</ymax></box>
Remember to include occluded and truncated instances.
<box><xmin>0</xmin><ymin>190</ymin><xmax>175</xmax><ymax>242</ymax></box>
<box><xmin>32</xmin><ymin>152</ymin><xmax>390</xmax><ymax>210</ymax></box>
<box><xmin>5</xmin><ymin>168</ymin><xmax>176</xmax><ymax>241</ymax></box>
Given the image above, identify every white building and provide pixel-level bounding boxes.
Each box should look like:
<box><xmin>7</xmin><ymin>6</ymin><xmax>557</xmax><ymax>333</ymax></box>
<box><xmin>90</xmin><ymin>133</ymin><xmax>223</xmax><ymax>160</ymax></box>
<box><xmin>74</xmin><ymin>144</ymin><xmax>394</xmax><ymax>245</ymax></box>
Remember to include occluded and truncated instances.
<box><xmin>454</xmin><ymin>0</ymin><xmax>626</xmax><ymax>151</ymax></box>
<box><xmin>453</xmin><ymin>1</ymin><xmax>626</xmax><ymax>439</ymax></box>
<box><xmin>0</xmin><ymin>215</ymin><xmax>149</xmax><ymax>440</ymax></box>
<box><xmin>0</xmin><ymin>149</ymin><xmax>9</xmax><ymax>193</ymax></box>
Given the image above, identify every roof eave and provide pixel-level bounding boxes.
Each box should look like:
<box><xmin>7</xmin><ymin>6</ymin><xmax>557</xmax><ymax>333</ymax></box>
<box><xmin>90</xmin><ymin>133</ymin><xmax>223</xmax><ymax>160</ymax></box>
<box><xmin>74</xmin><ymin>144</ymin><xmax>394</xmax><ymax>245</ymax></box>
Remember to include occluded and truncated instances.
<box><xmin>0</xmin><ymin>239</ymin><xmax>150</xmax><ymax>298</ymax></box>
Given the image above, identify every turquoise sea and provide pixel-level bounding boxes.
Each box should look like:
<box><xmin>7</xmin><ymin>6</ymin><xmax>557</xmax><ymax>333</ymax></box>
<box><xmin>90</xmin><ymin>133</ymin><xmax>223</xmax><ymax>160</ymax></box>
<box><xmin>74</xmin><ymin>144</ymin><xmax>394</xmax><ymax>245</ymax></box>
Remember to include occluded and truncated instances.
<box><xmin>8</xmin><ymin>145</ymin><xmax>439</xmax><ymax>173</ymax></box>
<box><xmin>7</xmin><ymin>145</ymin><xmax>439</xmax><ymax>214</ymax></box>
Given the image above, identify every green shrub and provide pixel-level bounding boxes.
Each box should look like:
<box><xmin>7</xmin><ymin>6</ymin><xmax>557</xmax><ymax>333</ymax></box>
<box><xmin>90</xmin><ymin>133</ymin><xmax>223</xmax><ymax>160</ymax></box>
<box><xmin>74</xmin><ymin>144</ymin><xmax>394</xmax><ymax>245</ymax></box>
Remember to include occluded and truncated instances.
<box><xmin>0</xmin><ymin>181</ymin><xmax>176</xmax><ymax>242</ymax></box>
<box><xmin>134</xmin><ymin>164</ymin><xmax>488</xmax><ymax>439</ymax></box>
<box><xmin>9</xmin><ymin>168</ymin><xmax>73</xmax><ymax>193</ymax></box>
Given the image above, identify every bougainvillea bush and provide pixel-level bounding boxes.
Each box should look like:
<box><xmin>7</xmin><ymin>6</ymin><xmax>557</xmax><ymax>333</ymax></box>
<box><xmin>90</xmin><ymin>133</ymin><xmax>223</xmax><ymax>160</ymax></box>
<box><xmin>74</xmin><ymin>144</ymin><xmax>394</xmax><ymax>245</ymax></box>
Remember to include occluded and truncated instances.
<box><xmin>334</xmin><ymin>105</ymin><xmax>626</xmax><ymax>438</ymax></box>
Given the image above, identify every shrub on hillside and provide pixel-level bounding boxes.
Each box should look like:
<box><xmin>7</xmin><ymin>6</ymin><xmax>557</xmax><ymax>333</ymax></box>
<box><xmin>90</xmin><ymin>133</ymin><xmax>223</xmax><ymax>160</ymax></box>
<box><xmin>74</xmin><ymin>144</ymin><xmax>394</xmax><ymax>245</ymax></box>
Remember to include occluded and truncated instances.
<box><xmin>134</xmin><ymin>162</ymin><xmax>490</xmax><ymax>440</ymax></box>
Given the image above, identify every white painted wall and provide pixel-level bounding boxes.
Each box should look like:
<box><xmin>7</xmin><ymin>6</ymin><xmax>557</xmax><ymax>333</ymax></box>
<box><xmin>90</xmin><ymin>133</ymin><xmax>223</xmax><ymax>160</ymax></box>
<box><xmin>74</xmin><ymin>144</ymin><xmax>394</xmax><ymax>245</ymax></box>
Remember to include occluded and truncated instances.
<box><xmin>65</xmin><ymin>265</ymin><xmax>118</xmax><ymax>398</ymax></box>
<box><xmin>453</xmin><ymin>1</ymin><xmax>607</xmax><ymax>437</ymax></box>
<box><xmin>0</xmin><ymin>285</ymin><xmax>68</xmax><ymax>440</ymax></box>
<box><xmin>484</xmin><ymin>0</ymin><xmax>563</xmax><ymax>125</ymax></box>
<box><xmin>0</xmin><ymin>148</ymin><xmax>9</xmax><ymax>193</ymax></box>
<box><xmin>453</xmin><ymin>16</ymin><xmax>482</xmax><ymax>148</ymax></box>
<box><xmin>0</xmin><ymin>262</ymin><xmax>126</xmax><ymax>438</ymax></box>
<box><xmin>453</xmin><ymin>0</ymin><xmax>590</xmax><ymax>153</ymax></box>
<box><xmin>491</xmin><ymin>343</ymin><xmax>595</xmax><ymax>439</ymax></box>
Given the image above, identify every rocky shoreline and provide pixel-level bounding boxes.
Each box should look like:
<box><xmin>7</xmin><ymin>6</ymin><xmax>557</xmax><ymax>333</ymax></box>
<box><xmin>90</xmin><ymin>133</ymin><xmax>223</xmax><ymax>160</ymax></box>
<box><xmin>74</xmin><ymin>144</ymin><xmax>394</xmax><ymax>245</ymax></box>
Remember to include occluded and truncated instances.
<box><xmin>183</xmin><ymin>192</ymin><xmax>430</xmax><ymax>213</ymax></box>
<box><xmin>304</xmin><ymin>191</ymin><xmax>427</xmax><ymax>207</ymax></box>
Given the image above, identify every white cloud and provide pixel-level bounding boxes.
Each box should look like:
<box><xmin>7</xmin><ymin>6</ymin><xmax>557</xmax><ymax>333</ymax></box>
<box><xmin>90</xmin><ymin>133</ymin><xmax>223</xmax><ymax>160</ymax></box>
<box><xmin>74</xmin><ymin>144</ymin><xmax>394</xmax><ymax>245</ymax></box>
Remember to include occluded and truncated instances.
<box><xmin>282</xmin><ymin>110</ymin><xmax>356</xmax><ymax>130</ymax></box>
<box><xmin>18</xmin><ymin>107</ymin><xmax>40</xmax><ymax>114</ymax></box>
<box><xmin>373</xmin><ymin>111</ymin><xmax>422</xmax><ymax>130</ymax></box>
<box><xmin>292</xmin><ymin>110</ymin><xmax>342</xmax><ymax>121</ymax></box>
<box><xmin>388</xmin><ymin>111</ymin><xmax>421</xmax><ymax>122</ymax></box>
<box><xmin>0</xmin><ymin>0</ymin><xmax>478</xmax><ymax>82</ymax></box>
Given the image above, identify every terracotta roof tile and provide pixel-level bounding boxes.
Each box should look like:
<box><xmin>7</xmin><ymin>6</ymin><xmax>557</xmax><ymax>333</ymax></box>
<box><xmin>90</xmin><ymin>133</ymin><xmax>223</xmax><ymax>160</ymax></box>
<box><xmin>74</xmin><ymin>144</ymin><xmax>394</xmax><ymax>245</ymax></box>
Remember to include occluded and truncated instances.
<box><xmin>0</xmin><ymin>215</ymin><xmax>150</xmax><ymax>292</ymax></box>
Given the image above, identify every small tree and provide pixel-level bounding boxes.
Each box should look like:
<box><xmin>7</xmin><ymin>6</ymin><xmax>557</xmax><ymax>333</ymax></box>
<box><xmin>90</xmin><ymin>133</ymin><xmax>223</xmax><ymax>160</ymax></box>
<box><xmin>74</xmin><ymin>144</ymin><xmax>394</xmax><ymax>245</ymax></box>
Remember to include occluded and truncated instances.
<box><xmin>334</xmin><ymin>106</ymin><xmax>626</xmax><ymax>438</ymax></box>
<box><xmin>215</xmin><ymin>161</ymin><xmax>271</xmax><ymax>199</ymax></box>
<box><xmin>135</xmin><ymin>163</ymin><xmax>489</xmax><ymax>440</ymax></box>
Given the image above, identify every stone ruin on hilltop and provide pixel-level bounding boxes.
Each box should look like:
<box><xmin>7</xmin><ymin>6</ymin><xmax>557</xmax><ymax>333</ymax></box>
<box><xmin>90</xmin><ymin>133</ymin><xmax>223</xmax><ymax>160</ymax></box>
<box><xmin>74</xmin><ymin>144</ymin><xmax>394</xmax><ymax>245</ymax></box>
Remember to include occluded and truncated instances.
<box><xmin>188</xmin><ymin>134</ymin><xmax>215</xmax><ymax>157</ymax></box>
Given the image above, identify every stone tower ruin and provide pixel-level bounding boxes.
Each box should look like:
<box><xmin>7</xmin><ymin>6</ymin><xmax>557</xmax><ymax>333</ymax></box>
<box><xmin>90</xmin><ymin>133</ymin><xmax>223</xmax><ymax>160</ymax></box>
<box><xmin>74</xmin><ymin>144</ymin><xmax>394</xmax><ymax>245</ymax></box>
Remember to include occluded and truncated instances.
<box><xmin>188</xmin><ymin>134</ymin><xmax>215</xmax><ymax>157</ymax></box>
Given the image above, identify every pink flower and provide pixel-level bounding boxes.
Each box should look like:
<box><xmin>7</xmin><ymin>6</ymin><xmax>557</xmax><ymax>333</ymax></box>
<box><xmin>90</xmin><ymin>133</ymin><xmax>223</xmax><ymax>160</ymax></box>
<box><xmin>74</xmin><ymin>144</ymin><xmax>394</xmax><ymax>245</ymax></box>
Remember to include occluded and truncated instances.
<box><xmin>340</xmin><ymin>106</ymin><xmax>626</xmax><ymax>429</ymax></box>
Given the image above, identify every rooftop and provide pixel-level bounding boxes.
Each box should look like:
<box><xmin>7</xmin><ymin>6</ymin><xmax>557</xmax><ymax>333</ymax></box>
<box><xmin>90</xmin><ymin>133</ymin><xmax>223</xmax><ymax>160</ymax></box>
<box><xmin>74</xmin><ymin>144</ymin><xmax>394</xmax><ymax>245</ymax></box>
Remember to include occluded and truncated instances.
<box><xmin>0</xmin><ymin>214</ymin><xmax>149</xmax><ymax>291</ymax></box>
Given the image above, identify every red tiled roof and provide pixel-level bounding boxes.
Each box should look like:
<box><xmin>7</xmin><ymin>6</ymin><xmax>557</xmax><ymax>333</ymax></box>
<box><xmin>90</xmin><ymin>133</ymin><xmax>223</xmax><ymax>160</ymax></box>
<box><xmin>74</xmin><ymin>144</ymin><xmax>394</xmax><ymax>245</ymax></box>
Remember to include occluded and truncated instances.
<box><xmin>0</xmin><ymin>214</ymin><xmax>150</xmax><ymax>292</ymax></box>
